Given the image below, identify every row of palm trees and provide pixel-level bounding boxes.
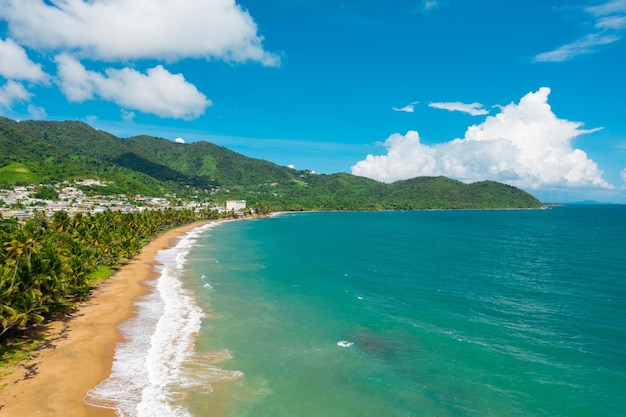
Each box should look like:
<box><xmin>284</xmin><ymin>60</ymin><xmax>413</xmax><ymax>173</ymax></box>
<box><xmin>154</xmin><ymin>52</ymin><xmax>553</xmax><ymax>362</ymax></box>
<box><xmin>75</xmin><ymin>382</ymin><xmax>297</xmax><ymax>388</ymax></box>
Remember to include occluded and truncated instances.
<box><xmin>0</xmin><ymin>207</ymin><xmax>226</xmax><ymax>341</ymax></box>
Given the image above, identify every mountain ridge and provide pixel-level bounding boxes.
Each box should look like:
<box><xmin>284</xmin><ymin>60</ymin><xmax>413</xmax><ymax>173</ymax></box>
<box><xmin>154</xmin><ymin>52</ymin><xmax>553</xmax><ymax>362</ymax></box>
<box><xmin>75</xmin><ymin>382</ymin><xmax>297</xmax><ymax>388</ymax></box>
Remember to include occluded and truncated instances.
<box><xmin>0</xmin><ymin>117</ymin><xmax>543</xmax><ymax>210</ymax></box>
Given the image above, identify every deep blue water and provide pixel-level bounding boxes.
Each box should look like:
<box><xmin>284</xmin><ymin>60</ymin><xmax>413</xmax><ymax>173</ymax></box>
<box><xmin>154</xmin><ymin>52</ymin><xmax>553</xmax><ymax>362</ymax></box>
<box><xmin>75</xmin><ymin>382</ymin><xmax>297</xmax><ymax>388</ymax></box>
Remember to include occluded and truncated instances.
<box><xmin>88</xmin><ymin>206</ymin><xmax>626</xmax><ymax>416</ymax></box>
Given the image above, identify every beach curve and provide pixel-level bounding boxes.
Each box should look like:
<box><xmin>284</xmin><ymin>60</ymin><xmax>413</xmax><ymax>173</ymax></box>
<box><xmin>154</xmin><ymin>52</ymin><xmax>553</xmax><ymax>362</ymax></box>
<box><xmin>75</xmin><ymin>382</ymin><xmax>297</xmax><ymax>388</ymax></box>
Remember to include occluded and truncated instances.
<box><xmin>0</xmin><ymin>221</ymin><xmax>211</xmax><ymax>417</ymax></box>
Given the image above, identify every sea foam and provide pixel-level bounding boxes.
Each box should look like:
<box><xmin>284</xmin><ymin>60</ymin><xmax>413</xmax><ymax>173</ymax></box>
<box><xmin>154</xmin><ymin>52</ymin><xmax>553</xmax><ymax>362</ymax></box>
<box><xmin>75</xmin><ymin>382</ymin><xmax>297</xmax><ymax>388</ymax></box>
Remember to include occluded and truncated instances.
<box><xmin>85</xmin><ymin>222</ymin><xmax>241</xmax><ymax>417</ymax></box>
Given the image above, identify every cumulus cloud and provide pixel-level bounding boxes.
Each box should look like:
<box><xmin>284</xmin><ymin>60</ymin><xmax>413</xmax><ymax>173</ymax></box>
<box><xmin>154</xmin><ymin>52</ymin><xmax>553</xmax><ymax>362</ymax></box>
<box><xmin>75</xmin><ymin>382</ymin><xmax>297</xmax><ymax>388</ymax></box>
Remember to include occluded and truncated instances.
<box><xmin>0</xmin><ymin>80</ymin><xmax>32</xmax><ymax>108</ymax></box>
<box><xmin>392</xmin><ymin>101</ymin><xmax>419</xmax><ymax>113</ymax></box>
<box><xmin>352</xmin><ymin>88</ymin><xmax>612</xmax><ymax>190</ymax></box>
<box><xmin>175</xmin><ymin>137</ymin><xmax>186</xmax><ymax>144</ymax></box>
<box><xmin>429</xmin><ymin>101</ymin><xmax>489</xmax><ymax>116</ymax></box>
<box><xmin>534</xmin><ymin>0</ymin><xmax>626</xmax><ymax>62</ymax></box>
<box><xmin>55</xmin><ymin>54</ymin><xmax>211</xmax><ymax>119</ymax></box>
<box><xmin>0</xmin><ymin>38</ymin><xmax>49</xmax><ymax>83</ymax></box>
<box><xmin>0</xmin><ymin>0</ymin><xmax>280</xmax><ymax>66</ymax></box>
<box><xmin>0</xmin><ymin>38</ymin><xmax>49</xmax><ymax>112</ymax></box>
<box><xmin>0</xmin><ymin>1</ymin><xmax>278</xmax><ymax>117</ymax></box>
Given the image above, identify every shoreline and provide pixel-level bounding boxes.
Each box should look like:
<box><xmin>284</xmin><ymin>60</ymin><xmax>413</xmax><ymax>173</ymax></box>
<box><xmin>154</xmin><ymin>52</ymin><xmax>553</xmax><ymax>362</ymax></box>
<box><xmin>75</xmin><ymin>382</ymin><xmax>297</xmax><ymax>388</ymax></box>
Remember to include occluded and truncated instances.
<box><xmin>0</xmin><ymin>221</ymin><xmax>211</xmax><ymax>417</ymax></box>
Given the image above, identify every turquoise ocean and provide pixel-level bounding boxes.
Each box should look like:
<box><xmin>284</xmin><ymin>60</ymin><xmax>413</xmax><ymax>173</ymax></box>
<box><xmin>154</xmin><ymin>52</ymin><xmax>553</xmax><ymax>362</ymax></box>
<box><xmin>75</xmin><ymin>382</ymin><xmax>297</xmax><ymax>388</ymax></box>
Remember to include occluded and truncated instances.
<box><xmin>86</xmin><ymin>206</ymin><xmax>626</xmax><ymax>417</ymax></box>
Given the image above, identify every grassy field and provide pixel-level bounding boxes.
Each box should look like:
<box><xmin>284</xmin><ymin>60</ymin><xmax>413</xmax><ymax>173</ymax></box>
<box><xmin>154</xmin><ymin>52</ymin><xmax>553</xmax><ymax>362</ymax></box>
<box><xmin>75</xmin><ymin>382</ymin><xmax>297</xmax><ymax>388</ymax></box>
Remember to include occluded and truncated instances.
<box><xmin>0</xmin><ymin>163</ymin><xmax>40</xmax><ymax>185</ymax></box>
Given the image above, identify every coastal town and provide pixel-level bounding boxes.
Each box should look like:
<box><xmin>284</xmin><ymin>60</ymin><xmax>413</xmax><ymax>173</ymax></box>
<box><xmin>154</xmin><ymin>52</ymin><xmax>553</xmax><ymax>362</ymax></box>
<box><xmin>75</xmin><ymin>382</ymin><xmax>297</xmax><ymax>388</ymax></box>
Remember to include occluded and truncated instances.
<box><xmin>0</xmin><ymin>179</ymin><xmax>246</xmax><ymax>221</ymax></box>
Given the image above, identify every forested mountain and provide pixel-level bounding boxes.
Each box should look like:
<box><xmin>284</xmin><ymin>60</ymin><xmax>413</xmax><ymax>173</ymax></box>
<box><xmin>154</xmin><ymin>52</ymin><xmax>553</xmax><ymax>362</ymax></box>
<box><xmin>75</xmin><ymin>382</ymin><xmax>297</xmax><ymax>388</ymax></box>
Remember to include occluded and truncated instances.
<box><xmin>0</xmin><ymin>117</ymin><xmax>543</xmax><ymax>209</ymax></box>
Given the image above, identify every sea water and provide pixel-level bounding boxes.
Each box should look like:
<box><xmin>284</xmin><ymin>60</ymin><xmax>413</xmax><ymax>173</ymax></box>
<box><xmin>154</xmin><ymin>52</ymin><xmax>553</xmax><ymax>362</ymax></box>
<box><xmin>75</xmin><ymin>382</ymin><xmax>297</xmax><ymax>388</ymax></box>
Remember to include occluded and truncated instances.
<box><xmin>86</xmin><ymin>206</ymin><xmax>626</xmax><ymax>416</ymax></box>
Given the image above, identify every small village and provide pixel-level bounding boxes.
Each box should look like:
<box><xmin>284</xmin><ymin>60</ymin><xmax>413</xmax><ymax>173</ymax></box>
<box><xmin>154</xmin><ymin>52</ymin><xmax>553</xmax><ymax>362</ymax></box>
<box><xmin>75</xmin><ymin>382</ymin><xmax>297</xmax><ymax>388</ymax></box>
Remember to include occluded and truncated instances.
<box><xmin>0</xmin><ymin>179</ymin><xmax>247</xmax><ymax>221</ymax></box>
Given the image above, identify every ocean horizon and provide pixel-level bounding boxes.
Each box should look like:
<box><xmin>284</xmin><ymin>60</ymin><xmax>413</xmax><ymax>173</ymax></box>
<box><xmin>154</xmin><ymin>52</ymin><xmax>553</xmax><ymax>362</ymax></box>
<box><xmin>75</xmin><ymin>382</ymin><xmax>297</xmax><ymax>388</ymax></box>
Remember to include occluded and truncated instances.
<box><xmin>86</xmin><ymin>206</ymin><xmax>626</xmax><ymax>416</ymax></box>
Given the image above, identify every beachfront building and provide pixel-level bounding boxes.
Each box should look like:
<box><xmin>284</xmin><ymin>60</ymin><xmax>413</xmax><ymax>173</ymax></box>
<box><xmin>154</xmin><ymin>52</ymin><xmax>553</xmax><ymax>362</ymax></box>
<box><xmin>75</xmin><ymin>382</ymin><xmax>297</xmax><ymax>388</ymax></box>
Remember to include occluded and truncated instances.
<box><xmin>226</xmin><ymin>200</ymin><xmax>246</xmax><ymax>211</ymax></box>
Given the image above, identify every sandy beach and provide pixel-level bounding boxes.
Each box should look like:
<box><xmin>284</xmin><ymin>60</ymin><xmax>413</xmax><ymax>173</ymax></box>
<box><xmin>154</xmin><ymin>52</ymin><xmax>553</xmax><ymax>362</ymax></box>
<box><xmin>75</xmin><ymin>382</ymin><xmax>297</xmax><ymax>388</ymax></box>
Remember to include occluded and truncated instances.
<box><xmin>0</xmin><ymin>221</ymin><xmax>210</xmax><ymax>417</ymax></box>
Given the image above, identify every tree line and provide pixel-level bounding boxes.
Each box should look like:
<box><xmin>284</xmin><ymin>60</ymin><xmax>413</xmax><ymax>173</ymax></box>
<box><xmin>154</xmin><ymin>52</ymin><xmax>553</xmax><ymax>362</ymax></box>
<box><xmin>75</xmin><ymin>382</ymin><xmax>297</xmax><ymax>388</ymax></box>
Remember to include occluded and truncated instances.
<box><xmin>0</xmin><ymin>208</ymin><xmax>229</xmax><ymax>342</ymax></box>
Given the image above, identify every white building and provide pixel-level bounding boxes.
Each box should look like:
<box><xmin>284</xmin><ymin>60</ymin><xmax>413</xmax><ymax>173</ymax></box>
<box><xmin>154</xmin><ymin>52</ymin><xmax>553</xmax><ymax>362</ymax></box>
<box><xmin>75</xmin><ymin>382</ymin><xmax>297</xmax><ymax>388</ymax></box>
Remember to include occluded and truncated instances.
<box><xmin>226</xmin><ymin>200</ymin><xmax>246</xmax><ymax>211</ymax></box>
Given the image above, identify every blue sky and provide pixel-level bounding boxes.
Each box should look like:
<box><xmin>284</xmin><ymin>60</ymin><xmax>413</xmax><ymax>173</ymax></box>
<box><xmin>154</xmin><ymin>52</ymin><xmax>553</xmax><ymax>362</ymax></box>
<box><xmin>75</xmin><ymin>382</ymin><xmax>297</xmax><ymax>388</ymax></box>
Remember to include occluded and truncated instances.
<box><xmin>1</xmin><ymin>0</ymin><xmax>625</xmax><ymax>203</ymax></box>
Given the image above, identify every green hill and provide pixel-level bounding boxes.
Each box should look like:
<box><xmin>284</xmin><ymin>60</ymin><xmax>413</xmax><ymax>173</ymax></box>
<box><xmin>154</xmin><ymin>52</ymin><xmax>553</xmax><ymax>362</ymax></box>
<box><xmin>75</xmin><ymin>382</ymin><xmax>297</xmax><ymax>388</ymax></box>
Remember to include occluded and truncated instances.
<box><xmin>0</xmin><ymin>162</ymin><xmax>41</xmax><ymax>185</ymax></box>
<box><xmin>0</xmin><ymin>117</ymin><xmax>543</xmax><ymax>210</ymax></box>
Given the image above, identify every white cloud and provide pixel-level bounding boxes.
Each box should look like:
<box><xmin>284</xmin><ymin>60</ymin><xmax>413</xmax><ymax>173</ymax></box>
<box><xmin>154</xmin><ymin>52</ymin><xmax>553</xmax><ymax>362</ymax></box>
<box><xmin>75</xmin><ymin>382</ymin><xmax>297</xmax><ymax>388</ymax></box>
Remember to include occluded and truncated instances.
<box><xmin>596</xmin><ymin>15</ymin><xmax>626</xmax><ymax>30</ymax></box>
<box><xmin>352</xmin><ymin>88</ymin><xmax>612</xmax><ymax>190</ymax></box>
<box><xmin>534</xmin><ymin>0</ymin><xmax>626</xmax><ymax>62</ymax></box>
<box><xmin>392</xmin><ymin>101</ymin><xmax>419</xmax><ymax>113</ymax></box>
<box><xmin>419</xmin><ymin>0</ymin><xmax>439</xmax><ymax>12</ymax></box>
<box><xmin>0</xmin><ymin>80</ymin><xmax>32</xmax><ymax>107</ymax></box>
<box><xmin>429</xmin><ymin>101</ymin><xmax>489</xmax><ymax>116</ymax></box>
<box><xmin>587</xmin><ymin>0</ymin><xmax>626</xmax><ymax>16</ymax></box>
<box><xmin>55</xmin><ymin>54</ymin><xmax>212</xmax><ymax>119</ymax></box>
<box><xmin>0</xmin><ymin>1</ymin><xmax>279</xmax><ymax>117</ymax></box>
<box><xmin>351</xmin><ymin>130</ymin><xmax>439</xmax><ymax>182</ymax></box>
<box><xmin>0</xmin><ymin>0</ymin><xmax>280</xmax><ymax>66</ymax></box>
<box><xmin>121</xmin><ymin>109</ymin><xmax>135</xmax><ymax>122</ymax></box>
<box><xmin>175</xmin><ymin>137</ymin><xmax>186</xmax><ymax>144</ymax></box>
<box><xmin>27</xmin><ymin>104</ymin><xmax>47</xmax><ymax>119</ymax></box>
<box><xmin>533</xmin><ymin>33</ymin><xmax>620</xmax><ymax>62</ymax></box>
<box><xmin>0</xmin><ymin>38</ymin><xmax>49</xmax><ymax>83</ymax></box>
<box><xmin>621</xmin><ymin>168</ymin><xmax>626</xmax><ymax>184</ymax></box>
<box><xmin>55</xmin><ymin>54</ymin><xmax>97</xmax><ymax>102</ymax></box>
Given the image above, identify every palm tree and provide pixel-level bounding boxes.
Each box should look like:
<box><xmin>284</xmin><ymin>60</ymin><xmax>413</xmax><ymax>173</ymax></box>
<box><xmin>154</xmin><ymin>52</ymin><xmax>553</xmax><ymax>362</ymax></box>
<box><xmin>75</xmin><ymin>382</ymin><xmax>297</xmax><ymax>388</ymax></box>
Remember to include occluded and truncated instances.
<box><xmin>50</xmin><ymin>210</ymin><xmax>72</xmax><ymax>234</ymax></box>
<box><xmin>1</xmin><ymin>206</ymin><xmax>220</xmax><ymax>340</ymax></box>
<box><xmin>0</xmin><ymin>264</ymin><xmax>20</xmax><ymax>337</ymax></box>
<box><xmin>33</xmin><ymin>240</ymin><xmax>70</xmax><ymax>304</ymax></box>
<box><xmin>3</xmin><ymin>228</ymin><xmax>39</xmax><ymax>292</ymax></box>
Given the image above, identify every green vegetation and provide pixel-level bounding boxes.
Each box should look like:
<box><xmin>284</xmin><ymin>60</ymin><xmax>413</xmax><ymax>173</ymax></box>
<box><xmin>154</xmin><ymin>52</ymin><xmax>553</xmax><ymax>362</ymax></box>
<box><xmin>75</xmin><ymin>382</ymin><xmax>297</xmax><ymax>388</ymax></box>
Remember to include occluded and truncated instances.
<box><xmin>32</xmin><ymin>185</ymin><xmax>58</xmax><ymax>201</ymax></box>
<box><xmin>0</xmin><ymin>117</ymin><xmax>543</xmax><ymax>210</ymax></box>
<box><xmin>0</xmin><ymin>163</ymin><xmax>40</xmax><ymax>186</ymax></box>
<box><xmin>0</xmin><ymin>208</ymin><xmax>228</xmax><ymax>348</ymax></box>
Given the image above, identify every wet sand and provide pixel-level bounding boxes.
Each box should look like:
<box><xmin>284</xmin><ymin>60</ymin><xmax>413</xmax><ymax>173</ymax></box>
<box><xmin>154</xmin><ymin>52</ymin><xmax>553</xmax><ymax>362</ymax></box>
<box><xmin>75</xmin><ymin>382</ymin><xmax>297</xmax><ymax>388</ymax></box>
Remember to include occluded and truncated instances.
<box><xmin>0</xmin><ymin>221</ymin><xmax>210</xmax><ymax>417</ymax></box>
